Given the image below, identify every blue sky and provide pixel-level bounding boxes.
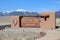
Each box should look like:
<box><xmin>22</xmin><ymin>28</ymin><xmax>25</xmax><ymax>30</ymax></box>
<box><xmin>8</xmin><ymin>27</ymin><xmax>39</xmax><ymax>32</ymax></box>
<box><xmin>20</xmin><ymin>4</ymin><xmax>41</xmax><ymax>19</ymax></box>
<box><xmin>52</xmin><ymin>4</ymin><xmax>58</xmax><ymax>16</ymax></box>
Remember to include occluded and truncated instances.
<box><xmin>0</xmin><ymin>0</ymin><xmax>60</xmax><ymax>12</ymax></box>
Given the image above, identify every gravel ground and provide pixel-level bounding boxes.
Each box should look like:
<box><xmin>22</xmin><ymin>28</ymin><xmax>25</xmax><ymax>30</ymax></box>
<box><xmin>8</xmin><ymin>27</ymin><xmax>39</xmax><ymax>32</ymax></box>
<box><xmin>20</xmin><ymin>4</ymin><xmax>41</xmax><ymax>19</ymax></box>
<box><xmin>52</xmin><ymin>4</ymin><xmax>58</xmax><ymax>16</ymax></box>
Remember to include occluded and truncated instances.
<box><xmin>0</xmin><ymin>28</ymin><xmax>46</xmax><ymax>40</ymax></box>
<box><xmin>0</xmin><ymin>28</ymin><xmax>60</xmax><ymax>40</ymax></box>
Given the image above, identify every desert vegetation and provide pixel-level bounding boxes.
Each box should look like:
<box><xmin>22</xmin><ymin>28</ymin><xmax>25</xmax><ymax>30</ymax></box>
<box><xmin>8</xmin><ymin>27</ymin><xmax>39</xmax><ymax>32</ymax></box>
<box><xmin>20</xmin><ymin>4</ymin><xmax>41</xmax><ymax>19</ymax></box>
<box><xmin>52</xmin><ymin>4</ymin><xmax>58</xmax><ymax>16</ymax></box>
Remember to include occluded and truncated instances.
<box><xmin>0</xmin><ymin>29</ymin><xmax>46</xmax><ymax>40</ymax></box>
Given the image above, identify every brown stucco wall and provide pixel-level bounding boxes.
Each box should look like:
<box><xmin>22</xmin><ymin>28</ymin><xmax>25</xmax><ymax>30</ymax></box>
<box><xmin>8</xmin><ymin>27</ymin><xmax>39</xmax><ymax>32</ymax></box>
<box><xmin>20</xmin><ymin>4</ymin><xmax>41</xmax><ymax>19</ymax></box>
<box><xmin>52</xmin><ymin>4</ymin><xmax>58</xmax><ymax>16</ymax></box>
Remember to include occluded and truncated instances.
<box><xmin>40</xmin><ymin>12</ymin><xmax>56</xmax><ymax>30</ymax></box>
<box><xmin>10</xmin><ymin>16</ymin><xmax>20</xmax><ymax>29</ymax></box>
<box><xmin>10</xmin><ymin>12</ymin><xmax>56</xmax><ymax>30</ymax></box>
<box><xmin>11</xmin><ymin>16</ymin><xmax>40</xmax><ymax>28</ymax></box>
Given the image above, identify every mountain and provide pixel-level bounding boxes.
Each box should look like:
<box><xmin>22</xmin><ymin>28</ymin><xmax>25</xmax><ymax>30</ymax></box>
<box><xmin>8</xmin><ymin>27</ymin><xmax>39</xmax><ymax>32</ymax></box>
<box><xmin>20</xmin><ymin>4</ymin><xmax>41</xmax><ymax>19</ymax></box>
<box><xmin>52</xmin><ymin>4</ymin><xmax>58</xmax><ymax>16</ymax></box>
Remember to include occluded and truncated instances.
<box><xmin>0</xmin><ymin>9</ymin><xmax>38</xmax><ymax>16</ymax></box>
<box><xmin>0</xmin><ymin>9</ymin><xmax>60</xmax><ymax>18</ymax></box>
<box><xmin>0</xmin><ymin>12</ymin><xmax>5</xmax><ymax>16</ymax></box>
<box><xmin>55</xmin><ymin>11</ymin><xmax>60</xmax><ymax>18</ymax></box>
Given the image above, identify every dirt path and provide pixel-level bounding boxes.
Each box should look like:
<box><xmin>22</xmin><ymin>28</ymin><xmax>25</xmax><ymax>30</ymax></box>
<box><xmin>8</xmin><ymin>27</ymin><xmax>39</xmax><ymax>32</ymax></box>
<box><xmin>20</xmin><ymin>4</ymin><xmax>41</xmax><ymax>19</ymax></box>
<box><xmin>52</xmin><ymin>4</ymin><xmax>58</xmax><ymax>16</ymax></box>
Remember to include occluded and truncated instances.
<box><xmin>36</xmin><ymin>30</ymin><xmax>60</xmax><ymax>40</ymax></box>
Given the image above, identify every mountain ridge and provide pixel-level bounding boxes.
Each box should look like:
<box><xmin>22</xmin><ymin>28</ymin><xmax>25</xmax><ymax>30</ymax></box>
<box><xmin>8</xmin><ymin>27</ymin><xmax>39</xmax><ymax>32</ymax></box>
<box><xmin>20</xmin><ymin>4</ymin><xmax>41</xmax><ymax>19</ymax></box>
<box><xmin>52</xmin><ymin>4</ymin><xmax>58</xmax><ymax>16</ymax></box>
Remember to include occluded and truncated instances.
<box><xmin>0</xmin><ymin>9</ymin><xmax>60</xmax><ymax>18</ymax></box>
<box><xmin>0</xmin><ymin>9</ymin><xmax>38</xmax><ymax>16</ymax></box>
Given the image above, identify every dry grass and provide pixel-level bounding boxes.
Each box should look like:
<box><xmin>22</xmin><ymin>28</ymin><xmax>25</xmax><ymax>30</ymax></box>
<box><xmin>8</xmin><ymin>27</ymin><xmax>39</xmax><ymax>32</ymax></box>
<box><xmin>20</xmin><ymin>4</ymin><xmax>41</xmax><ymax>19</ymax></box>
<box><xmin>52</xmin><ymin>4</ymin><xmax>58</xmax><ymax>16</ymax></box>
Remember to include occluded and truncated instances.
<box><xmin>0</xmin><ymin>28</ymin><xmax>60</xmax><ymax>40</ymax></box>
<box><xmin>0</xmin><ymin>29</ymin><xmax>46</xmax><ymax>40</ymax></box>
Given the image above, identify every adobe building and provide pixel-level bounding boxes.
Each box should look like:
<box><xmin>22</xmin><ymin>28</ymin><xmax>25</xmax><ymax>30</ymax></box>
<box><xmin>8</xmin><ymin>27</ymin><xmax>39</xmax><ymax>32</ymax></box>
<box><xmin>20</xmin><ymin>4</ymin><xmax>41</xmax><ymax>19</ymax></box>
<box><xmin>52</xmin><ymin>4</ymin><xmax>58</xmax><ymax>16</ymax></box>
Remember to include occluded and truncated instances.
<box><xmin>11</xmin><ymin>12</ymin><xmax>56</xmax><ymax>30</ymax></box>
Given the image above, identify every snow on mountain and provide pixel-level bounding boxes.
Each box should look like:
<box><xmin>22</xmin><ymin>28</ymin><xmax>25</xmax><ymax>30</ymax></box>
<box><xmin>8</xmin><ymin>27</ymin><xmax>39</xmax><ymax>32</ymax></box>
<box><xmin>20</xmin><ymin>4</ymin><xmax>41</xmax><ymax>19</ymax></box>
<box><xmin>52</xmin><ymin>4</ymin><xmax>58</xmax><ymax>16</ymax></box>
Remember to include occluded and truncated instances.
<box><xmin>0</xmin><ymin>9</ymin><xmax>38</xmax><ymax>16</ymax></box>
<box><xmin>15</xmin><ymin>9</ymin><xmax>31</xmax><ymax>12</ymax></box>
<box><xmin>0</xmin><ymin>9</ymin><xmax>60</xmax><ymax>18</ymax></box>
